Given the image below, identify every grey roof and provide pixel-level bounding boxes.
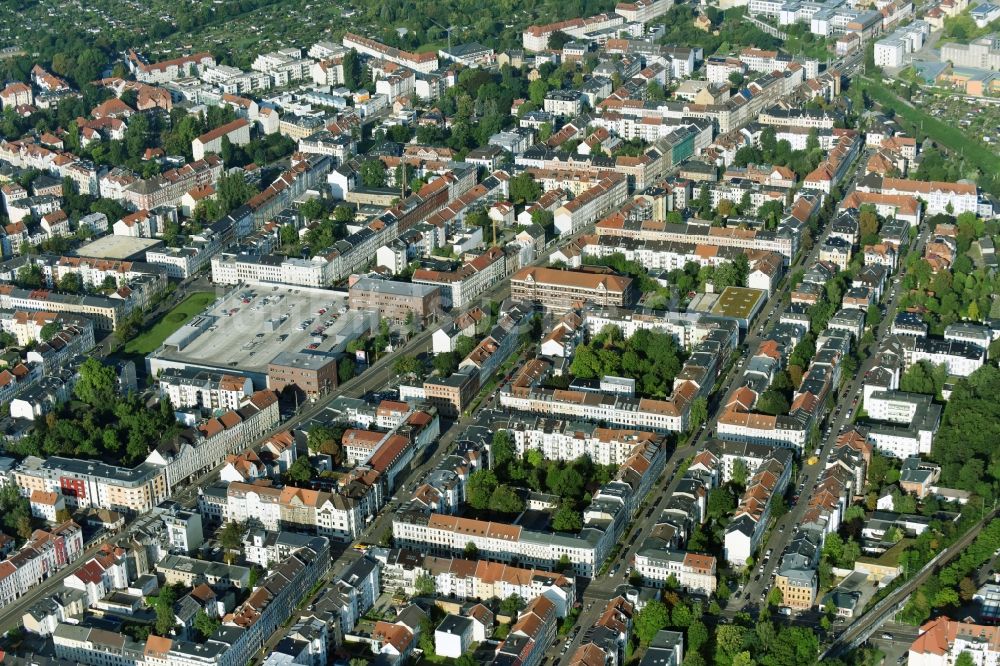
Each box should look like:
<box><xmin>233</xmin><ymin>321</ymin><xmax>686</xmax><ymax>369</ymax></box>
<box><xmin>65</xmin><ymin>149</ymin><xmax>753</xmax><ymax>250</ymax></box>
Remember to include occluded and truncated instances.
<box><xmin>436</xmin><ymin>613</ymin><xmax>473</xmax><ymax>635</ymax></box>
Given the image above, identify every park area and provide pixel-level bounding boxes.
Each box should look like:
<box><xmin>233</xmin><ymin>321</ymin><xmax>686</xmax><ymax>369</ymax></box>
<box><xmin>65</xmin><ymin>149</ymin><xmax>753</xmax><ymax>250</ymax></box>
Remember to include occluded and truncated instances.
<box><xmin>124</xmin><ymin>291</ymin><xmax>216</xmax><ymax>356</ymax></box>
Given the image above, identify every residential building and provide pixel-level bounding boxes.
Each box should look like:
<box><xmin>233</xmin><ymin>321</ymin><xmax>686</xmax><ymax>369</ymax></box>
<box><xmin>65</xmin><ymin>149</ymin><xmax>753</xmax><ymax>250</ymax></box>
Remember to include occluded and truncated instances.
<box><xmin>908</xmin><ymin>617</ymin><xmax>1000</xmax><ymax>666</ymax></box>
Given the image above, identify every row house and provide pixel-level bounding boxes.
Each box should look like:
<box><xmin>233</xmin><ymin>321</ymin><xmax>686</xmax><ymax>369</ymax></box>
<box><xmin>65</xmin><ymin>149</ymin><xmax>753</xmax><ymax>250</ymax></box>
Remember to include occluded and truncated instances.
<box><xmin>121</xmin><ymin>156</ymin><xmax>224</xmax><ymax>210</ymax></box>
<box><xmin>595</xmin><ymin>216</ymin><xmax>799</xmax><ymax>264</ymax></box>
<box><xmin>127</xmin><ymin>50</ymin><xmax>216</xmax><ymax>84</ymax></box>
<box><xmin>412</xmin><ymin>246</ymin><xmax>509</xmax><ymax>309</ymax></box>
<box><xmin>722</xmin><ymin>448</ymin><xmax>793</xmax><ymax>565</ymax></box>
<box><xmin>554</xmin><ymin>175</ymin><xmax>629</xmax><ymax>236</ymax></box>
<box><xmin>855</xmin><ymin>174</ymin><xmax>979</xmax><ymax>216</ymax></box>
<box><xmin>378</xmin><ymin>549</ymin><xmax>576</xmax><ymax>617</ymax></box>
<box><xmin>145</xmin><ymin>390</ymin><xmax>279</xmax><ymax>490</ymax></box>
<box><xmin>496</xmin><ymin>413</ymin><xmax>665</xmax><ymax>467</ymax></box>
<box><xmin>491</xmin><ymin>596</ymin><xmax>558</xmax><ymax>666</ymax></box>
<box><xmin>0</xmin><ymin>521</ymin><xmax>84</xmax><ymax>609</ymax></box>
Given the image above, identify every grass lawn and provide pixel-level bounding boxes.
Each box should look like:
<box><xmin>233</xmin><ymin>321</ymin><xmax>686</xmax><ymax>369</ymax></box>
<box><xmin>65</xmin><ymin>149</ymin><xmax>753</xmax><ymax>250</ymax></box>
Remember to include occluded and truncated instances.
<box><xmin>124</xmin><ymin>291</ymin><xmax>216</xmax><ymax>355</ymax></box>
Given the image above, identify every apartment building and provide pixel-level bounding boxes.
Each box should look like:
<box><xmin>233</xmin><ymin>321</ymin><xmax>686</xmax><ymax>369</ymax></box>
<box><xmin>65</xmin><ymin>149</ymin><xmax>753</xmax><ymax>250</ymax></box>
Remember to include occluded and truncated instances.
<box><xmin>395</xmin><ymin>433</ymin><xmax>664</xmax><ymax>577</ymax></box>
<box><xmin>522</xmin><ymin>14</ymin><xmax>625</xmax><ymax>50</ymax></box>
<box><xmin>554</xmin><ymin>174</ymin><xmax>629</xmax><ymax>236</ymax></box>
<box><xmin>267</xmin><ymin>351</ymin><xmax>339</xmax><ymax>398</ymax></box>
<box><xmin>128</xmin><ymin>50</ymin><xmax>216</xmax><ymax>83</ymax></box>
<box><xmin>633</xmin><ymin>549</ymin><xmax>717</xmax><ymax>596</ymax></box>
<box><xmin>856</xmin><ymin>175</ymin><xmax>979</xmax><ymax>216</ymax></box>
<box><xmin>15</xmin><ymin>457</ymin><xmax>168</xmax><ymax>515</ymax></box>
<box><xmin>145</xmin><ymin>230</ymin><xmax>223</xmax><ymax>279</ymax></box>
<box><xmin>511</xmin><ymin>267</ymin><xmax>635</xmax><ymax>313</ymax></box>
<box><xmin>157</xmin><ymin>367</ymin><xmax>253</xmax><ymax>412</ymax></box>
<box><xmin>0</xmin><ymin>521</ymin><xmax>84</xmax><ymax>609</ymax></box>
<box><xmin>348</xmin><ymin>277</ymin><xmax>441</xmax><ymax>324</ymax></box>
<box><xmin>59</xmin><ymin>539</ymin><xmax>330</xmax><ymax>666</ymax></box>
<box><xmin>902</xmin><ymin>335</ymin><xmax>985</xmax><ymax>377</ymax></box>
<box><xmin>341</xmin><ymin>33</ymin><xmax>439</xmax><ymax>73</ymax></box>
<box><xmin>378</xmin><ymin>549</ymin><xmax>576</xmax><ymax>616</ymax></box>
<box><xmin>219</xmin><ymin>481</ymin><xmax>363</xmax><ymax>543</ymax></box>
<box><xmin>596</xmin><ymin>216</ymin><xmax>799</xmax><ymax>263</ymax></box>
<box><xmin>774</xmin><ymin>527</ymin><xmax>822</xmax><ymax>610</ymax></box>
<box><xmin>496</xmin><ymin>413</ymin><xmax>666</xmax><ymax>466</ymax></box>
<box><xmin>940</xmin><ymin>36</ymin><xmax>1000</xmax><ymax>70</ymax></box>
<box><xmin>908</xmin><ymin>617</ymin><xmax>1000</xmax><ymax>666</ymax></box>
<box><xmin>146</xmin><ymin>391</ymin><xmax>280</xmax><ymax>490</ymax></box>
<box><xmin>723</xmin><ymin>448</ymin><xmax>793</xmax><ymax>565</ymax></box>
<box><xmin>411</xmin><ymin>247</ymin><xmax>508</xmax><ymax>309</ymax></box>
<box><xmin>192</xmin><ymin>119</ymin><xmax>252</xmax><ymax>161</ymax></box>
<box><xmin>502</xmin><ymin>322</ymin><xmax>735</xmax><ymax>432</ymax></box>
<box><xmin>492</xmin><ymin>596</ymin><xmax>558</xmax><ymax>666</ymax></box>
<box><xmin>758</xmin><ymin>107</ymin><xmax>840</xmax><ymax>129</ymax></box>
<box><xmin>615</xmin><ymin>0</ymin><xmax>672</xmax><ymax>23</ymax></box>
<box><xmin>864</xmin><ymin>390</ymin><xmax>941</xmax><ymax>458</ymax></box>
<box><xmin>122</xmin><ymin>156</ymin><xmax>224</xmax><ymax>210</ymax></box>
<box><xmin>582</xmin><ymin>306</ymin><xmax>738</xmax><ymax>350</ymax></box>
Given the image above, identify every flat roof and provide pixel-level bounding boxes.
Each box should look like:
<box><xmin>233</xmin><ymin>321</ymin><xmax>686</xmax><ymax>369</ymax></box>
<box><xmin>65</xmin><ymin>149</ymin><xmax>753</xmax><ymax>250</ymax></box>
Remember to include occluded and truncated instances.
<box><xmin>75</xmin><ymin>235</ymin><xmax>163</xmax><ymax>261</ymax></box>
<box><xmin>710</xmin><ymin>286</ymin><xmax>766</xmax><ymax>319</ymax></box>
<box><xmin>150</xmin><ymin>285</ymin><xmax>370</xmax><ymax>378</ymax></box>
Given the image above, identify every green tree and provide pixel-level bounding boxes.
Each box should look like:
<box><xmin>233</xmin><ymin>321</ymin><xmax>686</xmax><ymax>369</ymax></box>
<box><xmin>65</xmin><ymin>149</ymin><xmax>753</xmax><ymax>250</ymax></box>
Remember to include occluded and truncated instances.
<box><xmin>489</xmin><ymin>485</ymin><xmax>525</xmax><ymax>514</ymax></box>
<box><xmin>154</xmin><ymin>584</ymin><xmax>178</xmax><ymax>636</ymax></box>
<box><xmin>299</xmin><ymin>198</ymin><xmax>325</xmax><ymax>221</ymax></box>
<box><xmin>39</xmin><ymin>322</ymin><xmax>61</xmax><ymax>341</ymax></box>
<box><xmin>193</xmin><ymin>611</ymin><xmax>220</xmax><ymax>640</ymax></box>
<box><xmin>767</xmin><ymin>586</ymin><xmax>783</xmax><ymax>607</ymax></box>
<box><xmin>216</xmin><ymin>172</ymin><xmax>254</xmax><ymax>214</ymax></box>
<box><xmin>339</xmin><ymin>359</ymin><xmax>356</xmax><ymax>384</ymax></box>
<box><xmin>466</xmin><ymin>469</ymin><xmax>498</xmax><ymax>510</ymax></box>
<box><xmin>552</xmin><ymin>504</ymin><xmax>582</xmax><ymax>532</ymax></box>
<box><xmin>16</xmin><ymin>263</ymin><xmax>43</xmax><ymax>288</ymax></box>
<box><xmin>866</xmin><ymin>304</ymin><xmax>880</xmax><ymax>328</ymax></box>
<box><xmin>414</xmin><ymin>574</ymin><xmax>436</xmax><ymax>596</ymax></box>
<box><xmin>307</xmin><ymin>424</ymin><xmax>342</xmax><ymax>461</ymax></box>
<box><xmin>687</xmin><ymin>620</ymin><xmax>709</xmax><ymax>654</ymax></box>
<box><xmin>955</xmin><ymin>653</ymin><xmax>976</xmax><ymax>666</ymax></box>
<box><xmin>689</xmin><ymin>397</ymin><xmax>708</xmax><ymax>432</ymax></box>
<box><xmin>218</xmin><ymin>521</ymin><xmax>244</xmax><ymax>564</ymax></box>
<box><xmin>463</xmin><ymin>541</ymin><xmax>479</xmax><ymax>559</ymax></box>
<box><xmin>285</xmin><ymin>456</ymin><xmax>315</xmax><ymax>485</ymax></box>
<box><xmin>343</xmin><ymin>49</ymin><xmax>363</xmax><ymax>90</ymax></box>
<box><xmin>634</xmin><ymin>600</ymin><xmax>669</xmax><ymax>643</ymax></box>
<box><xmin>500</xmin><ymin>594</ymin><xmax>525</xmax><ymax>616</ymax></box>
<box><xmin>671</xmin><ymin>601</ymin><xmax>693</xmax><ymax>628</ymax></box>
<box><xmin>360</xmin><ymin>159</ymin><xmax>387</xmax><ymax>188</ymax></box>
<box><xmin>756</xmin><ymin>389</ymin><xmax>790</xmax><ymax>416</ymax></box>
<box><xmin>58</xmin><ymin>272</ymin><xmax>83</xmax><ymax>294</ymax></box>
<box><xmin>455</xmin><ymin>335</ymin><xmax>477</xmax><ymax>358</ymax></box>
<box><xmin>509</xmin><ymin>172</ymin><xmax>541</xmax><ymax>204</ymax></box>
<box><xmin>432</xmin><ymin>351</ymin><xmax>457</xmax><ymax>375</ymax></box>
<box><xmin>491</xmin><ymin>430</ymin><xmax>515</xmax><ymax>472</ymax></box>
<box><xmin>393</xmin><ymin>355</ymin><xmax>422</xmax><ymax>377</ymax></box>
<box><xmin>74</xmin><ymin>358</ymin><xmax>118</xmax><ymax>409</ymax></box>
<box><xmin>732</xmin><ymin>460</ymin><xmax>750</xmax><ymax>488</ymax></box>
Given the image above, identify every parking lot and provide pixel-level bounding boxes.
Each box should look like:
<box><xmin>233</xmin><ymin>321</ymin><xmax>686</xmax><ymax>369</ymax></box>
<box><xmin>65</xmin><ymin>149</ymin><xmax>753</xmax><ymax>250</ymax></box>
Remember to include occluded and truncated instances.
<box><xmin>152</xmin><ymin>285</ymin><xmax>354</xmax><ymax>375</ymax></box>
